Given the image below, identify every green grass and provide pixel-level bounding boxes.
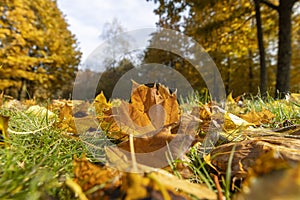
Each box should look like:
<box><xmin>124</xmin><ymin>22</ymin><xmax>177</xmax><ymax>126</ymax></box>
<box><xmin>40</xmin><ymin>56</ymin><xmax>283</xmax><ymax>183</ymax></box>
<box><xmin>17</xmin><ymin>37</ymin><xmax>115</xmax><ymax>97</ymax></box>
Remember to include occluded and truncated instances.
<box><xmin>0</xmin><ymin>108</ymin><xmax>87</xmax><ymax>199</ymax></box>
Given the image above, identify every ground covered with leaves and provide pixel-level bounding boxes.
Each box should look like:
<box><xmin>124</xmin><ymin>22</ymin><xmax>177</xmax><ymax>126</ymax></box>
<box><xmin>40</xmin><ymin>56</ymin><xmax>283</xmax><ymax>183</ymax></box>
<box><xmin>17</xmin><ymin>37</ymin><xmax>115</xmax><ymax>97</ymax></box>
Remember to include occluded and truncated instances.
<box><xmin>1</xmin><ymin>82</ymin><xmax>300</xmax><ymax>200</ymax></box>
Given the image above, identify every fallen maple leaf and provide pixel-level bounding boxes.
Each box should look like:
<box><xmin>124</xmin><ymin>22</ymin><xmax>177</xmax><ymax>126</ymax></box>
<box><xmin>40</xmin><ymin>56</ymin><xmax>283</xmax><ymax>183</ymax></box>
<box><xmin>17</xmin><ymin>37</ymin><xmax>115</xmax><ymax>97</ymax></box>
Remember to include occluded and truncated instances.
<box><xmin>94</xmin><ymin>81</ymin><xmax>180</xmax><ymax>138</ymax></box>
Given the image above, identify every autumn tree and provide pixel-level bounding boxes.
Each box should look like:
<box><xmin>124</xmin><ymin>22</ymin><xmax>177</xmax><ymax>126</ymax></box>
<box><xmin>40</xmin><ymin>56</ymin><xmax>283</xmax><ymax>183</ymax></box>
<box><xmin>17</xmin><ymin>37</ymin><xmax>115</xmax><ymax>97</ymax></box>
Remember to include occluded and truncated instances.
<box><xmin>146</xmin><ymin>0</ymin><xmax>299</xmax><ymax>96</ymax></box>
<box><xmin>0</xmin><ymin>0</ymin><xmax>81</xmax><ymax>99</ymax></box>
<box><xmin>146</xmin><ymin>0</ymin><xmax>261</xmax><ymax>95</ymax></box>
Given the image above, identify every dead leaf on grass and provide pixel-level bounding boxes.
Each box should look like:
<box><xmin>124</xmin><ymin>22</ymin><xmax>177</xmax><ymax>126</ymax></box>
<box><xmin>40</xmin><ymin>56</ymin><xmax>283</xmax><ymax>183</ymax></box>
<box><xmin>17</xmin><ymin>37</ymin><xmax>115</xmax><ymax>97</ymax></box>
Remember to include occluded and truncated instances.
<box><xmin>239</xmin><ymin>108</ymin><xmax>275</xmax><ymax>126</ymax></box>
<box><xmin>94</xmin><ymin>81</ymin><xmax>180</xmax><ymax>138</ymax></box>
<box><xmin>208</xmin><ymin>136</ymin><xmax>300</xmax><ymax>179</ymax></box>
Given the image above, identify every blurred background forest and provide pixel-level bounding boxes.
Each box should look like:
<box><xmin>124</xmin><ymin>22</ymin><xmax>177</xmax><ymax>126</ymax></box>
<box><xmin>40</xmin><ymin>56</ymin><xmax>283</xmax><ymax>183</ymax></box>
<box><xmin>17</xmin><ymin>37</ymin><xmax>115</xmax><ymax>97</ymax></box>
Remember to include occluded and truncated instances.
<box><xmin>0</xmin><ymin>0</ymin><xmax>299</xmax><ymax>100</ymax></box>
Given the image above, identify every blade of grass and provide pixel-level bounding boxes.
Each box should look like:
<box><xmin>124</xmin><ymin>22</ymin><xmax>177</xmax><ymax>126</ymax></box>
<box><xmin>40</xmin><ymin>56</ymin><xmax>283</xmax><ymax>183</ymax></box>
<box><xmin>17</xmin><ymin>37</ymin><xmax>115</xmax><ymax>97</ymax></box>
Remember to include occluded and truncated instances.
<box><xmin>225</xmin><ymin>144</ymin><xmax>236</xmax><ymax>199</ymax></box>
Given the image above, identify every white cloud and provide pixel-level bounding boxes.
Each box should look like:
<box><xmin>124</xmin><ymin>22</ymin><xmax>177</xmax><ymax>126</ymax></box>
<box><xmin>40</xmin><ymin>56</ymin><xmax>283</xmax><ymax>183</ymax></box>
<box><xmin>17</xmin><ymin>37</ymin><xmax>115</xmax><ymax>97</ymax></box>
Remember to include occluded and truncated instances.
<box><xmin>57</xmin><ymin>0</ymin><xmax>158</xmax><ymax>63</ymax></box>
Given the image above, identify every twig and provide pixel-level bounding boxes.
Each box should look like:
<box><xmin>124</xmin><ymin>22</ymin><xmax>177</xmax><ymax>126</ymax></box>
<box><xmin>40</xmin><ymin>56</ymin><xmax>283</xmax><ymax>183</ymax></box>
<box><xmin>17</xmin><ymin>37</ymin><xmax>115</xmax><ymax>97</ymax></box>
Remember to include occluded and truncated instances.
<box><xmin>212</xmin><ymin>174</ymin><xmax>224</xmax><ymax>200</ymax></box>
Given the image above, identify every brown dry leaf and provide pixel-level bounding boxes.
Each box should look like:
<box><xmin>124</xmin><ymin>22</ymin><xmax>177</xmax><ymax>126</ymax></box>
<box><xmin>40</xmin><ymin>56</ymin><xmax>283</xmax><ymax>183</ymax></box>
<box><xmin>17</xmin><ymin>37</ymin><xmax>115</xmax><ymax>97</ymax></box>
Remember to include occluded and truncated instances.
<box><xmin>115</xmin><ymin>100</ymin><xmax>156</xmax><ymax>134</ymax></box>
<box><xmin>118</xmin><ymin>126</ymin><xmax>175</xmax><ymax>153</ymax></box>
<box><xmin>94</xmin><ymin>81</ymin><xmax>180</xmax><ymax>138</ymax></box>
<box><xmin>239</xmin><ymin>108</ymin><xmax>275</xmax><ymax>126</ymax></box>
<box><xmin>208</xmin><ymin>136</ymin><xmax>300</xmax><ymax>179</ymax></box>
<box><xmin>235</xmin><ymin>152</ymin><xmax>300</xmax><ymax>200</ymax></box>
<box><xmin>129</xmin><ymin>81</ymin><xmax>180</xmax><ymax>130</ymax></box>
<box><xmin>158</xmin><ymin>84</ymin><xmax>179</xmax><ymax>125</ymax></box>
<box><xmin>73</xmin><ymin>154</ymin><xmax>121</xmax><ymax>199</ymax></box>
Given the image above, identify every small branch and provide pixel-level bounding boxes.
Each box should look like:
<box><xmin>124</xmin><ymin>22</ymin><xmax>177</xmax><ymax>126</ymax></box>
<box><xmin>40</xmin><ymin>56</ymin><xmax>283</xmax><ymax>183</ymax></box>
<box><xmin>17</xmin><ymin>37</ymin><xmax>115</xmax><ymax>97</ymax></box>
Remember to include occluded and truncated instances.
<box><xmin>260</xmin><ymin>0</ymin><xmax>279</xmax><ymax>11</ymax></box>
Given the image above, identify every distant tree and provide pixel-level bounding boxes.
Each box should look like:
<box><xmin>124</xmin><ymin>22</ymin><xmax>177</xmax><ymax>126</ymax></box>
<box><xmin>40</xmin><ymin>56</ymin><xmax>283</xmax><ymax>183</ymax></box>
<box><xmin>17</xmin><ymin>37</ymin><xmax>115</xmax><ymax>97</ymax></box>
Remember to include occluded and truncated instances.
<box><xmin>85</xmin><ymin>19</ymin><xmax>136</xmax><ymax>99</ymax></box>
<box><xmin>100</xmin><ymin>18</ymin><xmax>131</xmax><ymax>69</ymax></box>
<box><xmin>96</xmin><ymin>58</ymin><xmax>134</xmax><ymax>99</ymax></box>
<box><xmin>0</xmin><ymin>0</ymin><xmax>81</xmax><ymax>99</ymax></box>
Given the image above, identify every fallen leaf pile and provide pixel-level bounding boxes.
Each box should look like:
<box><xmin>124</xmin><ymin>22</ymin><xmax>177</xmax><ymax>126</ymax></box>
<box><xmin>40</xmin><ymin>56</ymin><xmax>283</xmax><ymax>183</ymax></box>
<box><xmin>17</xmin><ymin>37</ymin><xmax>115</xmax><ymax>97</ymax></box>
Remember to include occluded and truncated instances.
<box><xmin>70</xmin><ymin>154</ymin><xmax>216</xmax><ymax>200</ymax></box>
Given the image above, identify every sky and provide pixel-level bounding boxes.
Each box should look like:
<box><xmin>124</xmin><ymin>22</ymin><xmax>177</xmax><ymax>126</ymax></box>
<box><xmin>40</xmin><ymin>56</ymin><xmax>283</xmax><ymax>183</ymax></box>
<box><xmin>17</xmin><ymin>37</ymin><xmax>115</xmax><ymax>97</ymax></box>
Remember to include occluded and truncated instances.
<box><xmin>56</xmin><ymin>0</ymin><xmax>159</xmax><ymax>65</ymax></box>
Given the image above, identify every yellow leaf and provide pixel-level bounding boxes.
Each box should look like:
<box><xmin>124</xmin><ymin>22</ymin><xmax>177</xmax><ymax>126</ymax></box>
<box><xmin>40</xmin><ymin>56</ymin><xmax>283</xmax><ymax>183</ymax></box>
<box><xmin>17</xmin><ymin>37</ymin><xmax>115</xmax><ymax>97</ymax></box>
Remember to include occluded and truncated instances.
<box><xmin>224</xmin><ymin>112</ymin><xmax>254</xmax><ymax>131</ymax></box>
<box><xmin>0</xmin><ymin>115</ymin><xmax>9</xmax><ymax>145</ymax></box>
<box><xmin>94</xmin><ymin>91</ymin><xmax>111</xmax><ymax>115</ymax></box>
<box><xmin>226</xmin><ymin>92</ymin><xmax>235</xmax><ymax>104</ymax></box>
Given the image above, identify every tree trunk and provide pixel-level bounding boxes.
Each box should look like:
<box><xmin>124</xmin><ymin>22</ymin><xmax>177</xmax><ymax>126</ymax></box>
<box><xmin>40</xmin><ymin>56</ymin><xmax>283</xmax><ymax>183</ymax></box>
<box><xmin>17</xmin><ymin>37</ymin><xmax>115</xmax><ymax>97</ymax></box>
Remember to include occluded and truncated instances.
<box><xmin>248</xmin><ymin>49</ymin><xmax>254</xmax><ymax>93</ymax></box>
<box><xmin>275</xmin><ymin>0</ymin><xmax>294</xmax><ymax>98</ymax></box>
<box><xmin>254</xmin><ymin>0</ymin><xmax>267</xmax><ymax>97</ymax></box>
